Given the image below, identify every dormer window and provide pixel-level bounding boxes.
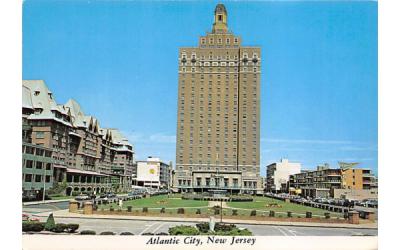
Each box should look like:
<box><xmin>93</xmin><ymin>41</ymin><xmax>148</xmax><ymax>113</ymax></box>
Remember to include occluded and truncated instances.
<box><xmin>34</xmin><ymin>91</ymin><xmax>40</xmax><ymax>96</ymax></box>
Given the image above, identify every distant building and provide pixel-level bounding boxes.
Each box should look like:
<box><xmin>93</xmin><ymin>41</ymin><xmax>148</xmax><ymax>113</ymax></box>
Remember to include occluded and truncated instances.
<box><xmin>289</xmin><ymin>163</ymin><xmax>378</xmax><ymax>198</ymax></box>
<box><xmin>266</xmin><ymin>159</ymin><xmax>301</xmax><ymax>193</ymax></box>
<box><xmin>132</xmin><ymin>157</ymin><xmax>171</xmax><ymax>189</ymax></box>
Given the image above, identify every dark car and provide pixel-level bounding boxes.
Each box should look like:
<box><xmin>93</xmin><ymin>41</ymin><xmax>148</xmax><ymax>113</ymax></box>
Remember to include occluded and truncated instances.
<box><xmin>107</xmin><ymin>193</ymin><xmax>116</xmax><ymax>198</ymax></box>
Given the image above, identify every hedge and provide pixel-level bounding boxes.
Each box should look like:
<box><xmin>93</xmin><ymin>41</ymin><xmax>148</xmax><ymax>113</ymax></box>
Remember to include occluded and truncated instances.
<box><xmin>22</xmin><ymin>222</ymin><xmax>45</xmax><ymax>232</ymax></box>
<box><xmin>196</xmin><ymin>222</ymin><xmax>209</xmax><ymax>233</ymax></box>
<box><xmin>66</xmin><ymin>223</ymin><xmax>79</xmax><ymax>233</ymax></box>
<box><xmin>100</xmin><ymin>231</ymin><xmax>115</xmax><ymax>235</ymax></box>
<box><xmin>120</xmin><ymin>232</ymin><xmax>134</xmax><ymax>235</ymax></box>
<box><xmin>168</xmin><ymin>225</ymin><xmax>200</xmax><ymax>236</ymax></box>
<box><xmin>80</xmin><ymin>230</ymin><xmax>96</xmax><ymax>235</ymax></box>
<box><xmin>52</xmin><ymin>223</ymin><xmax>67</xmax><ymax>233</ymax></box>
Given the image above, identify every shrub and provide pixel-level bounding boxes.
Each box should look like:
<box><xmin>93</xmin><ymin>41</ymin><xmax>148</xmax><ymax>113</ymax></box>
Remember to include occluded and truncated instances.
<box><xmin>100</xmin><ymin>231</ymin><xmax>115</xmax><ymax>235</ymax></box>
<box><xmin>22</xmin><ymin>222</ymin><xmax>45</xmax><ymax>232</ymax></box>
<box><xmin>324</xmin><ymin>213</ymin><xmax>330</xmax><ymax>219</ymax></box>
<box><xmin>142</xmin><ymin>232</ymin><xmax>155</xmax><ymax>235</ymax></box>
<box><xmin>66</xmin><ymin>223</ymin><xmax>79</xmax><ymax>233</ymax></box>
<box><xmin>287</xmin><ymin>211</ymin><xmax>292</xmax><ymax>218</ymax></box>
<box><xmin>269</xmin><ymin>210</ymin><xmax>275</xmax><ymax>217</ymax></box>
<box><xmin>120</xmin><ymin>232</ymin><xmax>134</xmax><ymax>235</ymax></box>
<box><xmin>196</xmin><ymin>222</ymin><xmax>209</xmax><ymax>233</ymax></box>
<box><xmin>52</xmin><ymin>223</ymin><xmax>67</xmax><ymax>233</ymax></box>
<box><xmin>250</xmin><ymin>210</ymin><xmax>257</xmax><ymax>216</ymax></box>
<box><xmin>142</xmin><ymin>207</ymin><xmax>148</xmax><ymax>213</ymax></box>
<box><xmin>306</xmin><ymin>212</ymin><xmax>312</xmax><ymax>218</ymax></box>
<box><xmin>127</xmin><ymin>206</ymin><xmax>132</xmax><ymax>212</ymax></box>
<box><xmin>196</xmin><ymin>209</ymin><xmax>201</xmax><ymax>214</ymax></box>
<box><xmin>214</xmin><ymin>209</ymin><xmax>220</xmax><ymax>215</ymax></box>
<box><xmin>160</xmin><ymin>207</ymin><xmax>166</xmax><ymax>213</ymax></box>
<box><xmin>80</xmin><ymin>230</ymin><xmax>96</xmax><ymax>235</ymax></box>
<box><xmin>232</xmin><ymin>210</ymin><xmax>238</xmax><ymax>216</ymax></box>
<box><xmin>168</xmin><ymin>225</ymin><xmax>199</xmax><ymax>236</ymax></box>
<box><xmin>44</xmin><ymin>213</ymin><xmax>56</xmax><ymax>231</ymax></box>
<box><xmin>71</xmin><ymin>191</ymin><xmax>80</xmax><ymax>196</ymax></box>
<box><xmin>177</xmin><ymin>208</ymin><xmax>185</xmax><ymax>214</ymax></box>
<box><xmin>215</xmin><ymin>223</ymin><xmax>236</xmax><ymax>232</ymax></box>
<box><xmin>110</xmin><ymin>207</ymin><xmax>114</xmax><ymax>212</ymax></box>
<box><xmin>156</xmin><ymin>232</ymin><xmax>169</xmax><ymax>235</ymax></box>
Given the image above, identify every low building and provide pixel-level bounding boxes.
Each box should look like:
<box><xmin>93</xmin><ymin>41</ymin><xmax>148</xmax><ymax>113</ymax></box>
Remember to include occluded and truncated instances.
<box><xmin>132</xmin><ymin>157</ymin><xmax>171</xmax><ymax>189</ymax></box>
<box><xmin>289</xmin><ymin>163</ymin><xmax>378</xmax><ymax>198</ymax></box>
<box><xmin>289</xmin><ymin>164</ymin><xmax>342</xmax><ymax>198</ymax></box>
<box><xmin>333</xmin><ymin>188</ymin><xmax>378</xmax><ymax>200</ymax></box>
<box><xmin>266</xmin><ymin>159</ymin><xmax>301</xmax><ymax>193</ymax></box>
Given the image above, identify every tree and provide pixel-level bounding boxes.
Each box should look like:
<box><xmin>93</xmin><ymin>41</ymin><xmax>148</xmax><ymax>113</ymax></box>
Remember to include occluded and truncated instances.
<box><xmin>44</xmin><ymin>213</ymin><xmax>56</xmax><ymax>231</ymax></box>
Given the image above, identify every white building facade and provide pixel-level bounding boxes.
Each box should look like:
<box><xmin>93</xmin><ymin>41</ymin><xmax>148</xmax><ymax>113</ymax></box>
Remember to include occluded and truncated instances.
<box><xmin>266</xmin><ymin>159</ymin><xmax>301</xmax><ymax>193</ymax></box>
<box><xmin>132</xmin><ymin>157</ymin><xmax>171</xmax><ymax>189</ymax></box>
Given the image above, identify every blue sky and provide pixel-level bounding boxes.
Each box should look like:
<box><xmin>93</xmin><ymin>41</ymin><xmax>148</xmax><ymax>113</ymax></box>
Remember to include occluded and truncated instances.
<box><xmin>23</xmin><ymin>0</ymin><xmax>378</xmax><ymax>176</ymax></box>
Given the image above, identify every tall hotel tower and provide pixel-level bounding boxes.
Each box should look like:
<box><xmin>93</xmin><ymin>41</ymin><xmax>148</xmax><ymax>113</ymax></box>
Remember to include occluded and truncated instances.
<box><xmin>174</xmin><ymin>4</ymin><xmax>262</xmax><ymax>194</ymax></box>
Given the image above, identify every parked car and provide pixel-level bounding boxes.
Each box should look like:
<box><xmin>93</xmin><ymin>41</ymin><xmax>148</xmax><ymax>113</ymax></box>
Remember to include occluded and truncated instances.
<box><xmin>75</xmin><ymin>194</ymin><xmax>91</xmax><ymax>201</ymax></box>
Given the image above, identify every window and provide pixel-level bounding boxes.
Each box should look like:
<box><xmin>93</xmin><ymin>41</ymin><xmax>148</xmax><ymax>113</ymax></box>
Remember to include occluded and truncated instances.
<box><xmin>36</xmin><ymin>131</ymin><xmax>45</xmax><ymax>139</ymax></box>
<box><xmin>218</xmin><ymin>15</ymin><xmax>222</xmax><ymax>21</ymax></box>
<box><xmin>36</xmin><ymin>161</ymin><xmax>43</xmax><ymax>169</ymax></box>
<box><xmin>45</xmin><ymin>175</ymin><xmax>51</xmax><ymax>183</ymax></box>
<box><xmin>35</xmin><ymin>148</ymin><xmax>44</xmax><ymax>156</ymax></box>
<box><xmin>35</xmin><ymin>175</ymin><xmax>42</xmax><ymax>182</ymax></box>
<box><xmin>46</xmin><ymin>163</ymin><xmax>51</xmax><ymax>170</ymax></box>
<box><xmin>25</xmin><ymin>160</ymin><xmax>33</xmax><ymax>168</ymax></box>
<box><xmin>24</xmin><ymin>174</ymin><xmax>32</xmax><ymax>182</ymax></box>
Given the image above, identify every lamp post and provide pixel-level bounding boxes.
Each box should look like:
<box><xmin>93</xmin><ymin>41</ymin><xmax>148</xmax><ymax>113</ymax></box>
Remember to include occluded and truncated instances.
<box><xmin>42</xmin><ymin>164</ymin><xmax>46</xmax><ymax>203</ymax></box>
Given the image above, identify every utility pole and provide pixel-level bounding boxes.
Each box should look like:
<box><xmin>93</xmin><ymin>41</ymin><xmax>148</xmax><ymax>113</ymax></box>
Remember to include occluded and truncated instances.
<box><xmin>42</xmin><ymin>165</ymin><xmax>46</xmax><ymax>203</ymax></box>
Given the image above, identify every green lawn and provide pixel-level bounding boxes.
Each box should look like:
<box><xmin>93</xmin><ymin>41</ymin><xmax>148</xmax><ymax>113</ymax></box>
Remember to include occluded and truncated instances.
<box><xmin>227</xmin><ymin>196</ymin><xmax>342</xmax><ymax>217</ymax></box>
<box><xmin>49</xmin><ymin>195</ymin><xmax>75</xmax><ymax>200</ymax></box>
<box><xmin>96</xmin><ymin>195</ymin><xmax>343</xmax><ymax>218</ymax></box>
<box><xmin>98</xmin><ymin>195</ymin><xmax>208</xmax><ymax>209</ymax></box>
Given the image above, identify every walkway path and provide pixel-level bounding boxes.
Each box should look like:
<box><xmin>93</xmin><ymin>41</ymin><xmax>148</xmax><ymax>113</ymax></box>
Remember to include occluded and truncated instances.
<box><xmin>208</xmin><ymin>201</ymin><xmax>229</xmax><ymax>208</ymax></box>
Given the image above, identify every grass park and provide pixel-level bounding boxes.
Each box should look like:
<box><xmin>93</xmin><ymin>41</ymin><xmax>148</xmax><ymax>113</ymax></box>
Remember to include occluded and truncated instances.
<box><xmin>95</xmin><ymin>194</ymin><xmax>343</xmax><ymax>218</ymax></box>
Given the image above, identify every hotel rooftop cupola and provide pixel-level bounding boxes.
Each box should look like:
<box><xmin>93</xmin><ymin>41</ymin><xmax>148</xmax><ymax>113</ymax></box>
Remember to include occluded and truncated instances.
<box><xmin>212</xmin><ymin>3</ymin><xmax>228</xmax><ymax>33</ymax></box>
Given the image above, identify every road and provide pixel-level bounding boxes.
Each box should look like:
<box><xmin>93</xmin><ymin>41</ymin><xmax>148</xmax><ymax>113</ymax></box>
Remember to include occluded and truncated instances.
<box><xmin>27</xmin><ymin>216</ymin><xmax>377</xmax><ymax>236</ymax></box>
<box><xmin>23</xmin><ymin>201</ymin><xmax>70</xmax><ymax>214</ymax></box>
<box><xmin>23</xmin><ymin>201</ymin><xmax>377</xmax><ymax>236</ymax></box>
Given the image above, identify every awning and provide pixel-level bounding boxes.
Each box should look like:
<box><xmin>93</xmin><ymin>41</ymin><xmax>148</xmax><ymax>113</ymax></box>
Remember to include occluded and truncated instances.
<box><xmin>53</xmin><ymin>164</ymin><xmax>67</xmax><ymax>169</ymax></box>
<box><xmin>67</xmin><ymin>168</ymin><xmax>108</xmax><ymax>176</ymax></box>
<box><xmin>69</xmin><ymin>131</ymin><xmax>82</xmax><ymax>138</ymax></box>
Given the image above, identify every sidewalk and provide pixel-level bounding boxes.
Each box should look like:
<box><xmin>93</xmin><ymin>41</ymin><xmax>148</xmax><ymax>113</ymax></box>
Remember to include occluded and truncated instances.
<box><xmin>36</xmin><ymin>209</ymin><xmax>377</xmax><ymax>230</ymax></box>
<box><xmin>23</xmin><ymin>199</ymin><xmax>73</xmax><ymax>206</ymax></box>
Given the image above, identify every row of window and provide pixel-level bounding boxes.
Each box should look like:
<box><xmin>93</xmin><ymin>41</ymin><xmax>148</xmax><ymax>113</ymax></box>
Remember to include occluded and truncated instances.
<box><xmin>24</xmin><ymin>160</ymin><xmax>52</xmax><ymax>170</ymax></box>
<box><xmin>181</xmin><ymin>67</ymin><xmax>259</xmax><ymax>73</ymax></box>
<box><xmin>23</xmin><ymin>174</ymin><xmax>51</xmax><ymax>183</ymax></box>
<box><xmin>200</xmin><ymin>37</ymin><xmax>239</xmax><ymax>45</ymax></box>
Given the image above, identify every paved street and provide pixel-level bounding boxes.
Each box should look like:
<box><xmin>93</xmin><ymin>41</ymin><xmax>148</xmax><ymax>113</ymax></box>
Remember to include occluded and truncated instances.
<box><xmin>23</xmin><ymin>201</ymin><xmax>70</xmax><ymax>214</ymax></box>
<box><xmin>29</xmin><ymin>216</ymin><xmax>377</xmax><ymax>236</ymax></box>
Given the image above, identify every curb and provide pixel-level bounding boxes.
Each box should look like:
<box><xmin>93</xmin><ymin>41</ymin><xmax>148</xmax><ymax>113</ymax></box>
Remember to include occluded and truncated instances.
<box><xmin>37</xmin><ymin>213</ymin><xmax>377</xmax><ymax>230</ymax></box>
